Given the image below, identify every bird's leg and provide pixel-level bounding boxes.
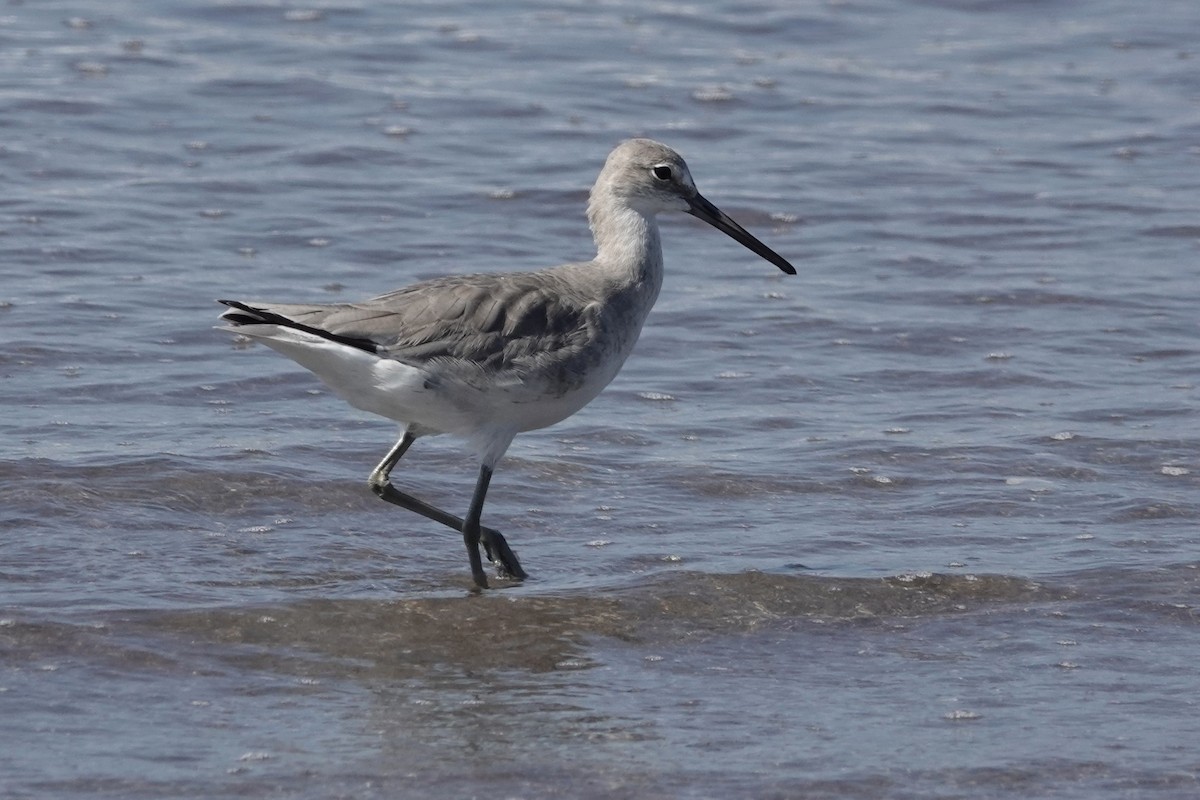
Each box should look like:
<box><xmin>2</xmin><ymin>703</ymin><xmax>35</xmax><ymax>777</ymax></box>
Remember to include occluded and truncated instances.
<box><xmin>369</xmin><ymin>434</ymin><xmax>526</xmax><ymax>582</ymax></box>
<box><xmin>369</xmin><ymin>432</ymin><xmax>463</xmax><ymax>530</ymax></box>
<box><xmin>462</xmin><ymin>465</ymin><xmax>493</xmax><ymax>589</ymax></box>
<box><xmin>481</xmin><ymin>515</ymin><xmax>526</xmax><ymax>582</ymax></box>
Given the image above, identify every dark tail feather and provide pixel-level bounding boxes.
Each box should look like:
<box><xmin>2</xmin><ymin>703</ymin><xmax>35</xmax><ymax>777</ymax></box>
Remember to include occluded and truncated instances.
<box><xmin>217</xmin><ymin>300</ymin><xmax>380</xmax><ymax>354</ymax></box>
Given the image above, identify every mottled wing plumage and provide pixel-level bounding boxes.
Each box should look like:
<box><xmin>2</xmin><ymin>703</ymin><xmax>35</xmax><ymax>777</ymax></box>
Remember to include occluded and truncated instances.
<box><xmin>228</xmin><ymin>269</ymin><xmax>596</xmax><ymax>376</ymax></box>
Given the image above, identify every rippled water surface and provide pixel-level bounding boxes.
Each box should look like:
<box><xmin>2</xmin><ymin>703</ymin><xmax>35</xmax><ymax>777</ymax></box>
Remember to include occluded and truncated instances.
<box><xmin>3</xmin><ymin>1</ymin><xmax>1199</xmax><ymax>797</ymax></box>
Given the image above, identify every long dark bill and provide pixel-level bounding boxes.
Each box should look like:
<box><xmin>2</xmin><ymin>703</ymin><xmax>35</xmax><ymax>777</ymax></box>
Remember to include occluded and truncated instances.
<box><xmin>686</xmin><ymin>193</ymin><xmax>796</xmax><ymax>275</ymax></box>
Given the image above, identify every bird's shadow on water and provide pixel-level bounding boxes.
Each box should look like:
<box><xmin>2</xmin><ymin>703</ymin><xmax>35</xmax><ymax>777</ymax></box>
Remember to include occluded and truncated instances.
<box><xmin>125</xmin><ymin>569</ymin><xmax>1066</xmax><ymax>681</ymax></box>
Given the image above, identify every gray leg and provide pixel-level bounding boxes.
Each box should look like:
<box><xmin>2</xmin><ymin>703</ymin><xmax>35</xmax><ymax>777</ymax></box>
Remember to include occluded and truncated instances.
<box><xmin>368</xmin><ymin>433</ymin><xmax>526</xmax><ymax>583</ymax></box>
<box><xmin>369</xmin><ymin>432</ymin><xmax>464</xmax><ymax>531</ymax></box>
<box><xmin>462</xmin><ymin>465</ymin><xmax>492</xmax><ymax>589</ymax></box>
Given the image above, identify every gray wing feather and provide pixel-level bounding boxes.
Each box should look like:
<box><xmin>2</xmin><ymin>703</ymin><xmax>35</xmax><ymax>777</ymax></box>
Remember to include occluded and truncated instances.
<box><xmin>246</xmin><ymin>269</ymin><xmax>597</xmax><ymax>373</ymax></box>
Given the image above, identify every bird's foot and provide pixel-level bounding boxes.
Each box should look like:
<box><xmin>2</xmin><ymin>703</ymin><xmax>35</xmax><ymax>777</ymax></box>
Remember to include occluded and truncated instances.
<box><xmin>480</xmin><ymin>526</ymin><xmax>528</xmax><ymax>581</ymax></box>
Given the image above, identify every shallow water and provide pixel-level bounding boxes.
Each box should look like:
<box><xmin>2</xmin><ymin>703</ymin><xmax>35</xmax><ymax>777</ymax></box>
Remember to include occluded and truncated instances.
<box><xmin>3</xmin><ymin>0</ymin><xmax>1199</xmax><ymax>797</ymax></box>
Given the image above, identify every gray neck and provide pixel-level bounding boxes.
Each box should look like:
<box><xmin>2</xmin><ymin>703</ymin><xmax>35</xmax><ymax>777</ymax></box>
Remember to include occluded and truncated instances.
<box><xmin>587</xmin><ymin>192</ymin><xmax>665</xmax><ymax>301</ymax></box>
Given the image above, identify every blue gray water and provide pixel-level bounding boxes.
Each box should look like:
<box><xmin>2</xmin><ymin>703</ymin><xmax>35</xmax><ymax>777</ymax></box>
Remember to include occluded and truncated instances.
<box><xmin>3</xmin><ymin>0</ymin><xmax>1199</xmax><ymax>797</ymax></box>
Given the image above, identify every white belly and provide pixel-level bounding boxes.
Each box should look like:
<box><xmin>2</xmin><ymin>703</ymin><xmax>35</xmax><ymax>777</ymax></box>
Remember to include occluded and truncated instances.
<box><xmin>245</xmin><ymin>324</ymin><xmax>631</xmax><ymax>448</ymax></box>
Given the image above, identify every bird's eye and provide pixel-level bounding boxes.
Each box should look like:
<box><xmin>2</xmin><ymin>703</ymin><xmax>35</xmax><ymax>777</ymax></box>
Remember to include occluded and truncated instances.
<box><xmin>652</xmin><ymin>165</ymin><xmax>673</xmax><ymax>181</ymax></box>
